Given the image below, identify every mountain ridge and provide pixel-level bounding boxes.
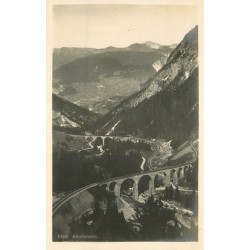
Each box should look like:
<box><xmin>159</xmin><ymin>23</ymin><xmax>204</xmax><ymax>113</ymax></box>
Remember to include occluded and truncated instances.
<box><xmin>52</xmin><ymin>48</ymin><xmax>175</xmax><ymax>113</ymax></box>
<box><xmin>102</xmin><ymin>26</ymin><xmax>198</xmax><ymax>117</ymax></box>
<box><xmin>96</xmin><ymin>26</ymin><xmax>199</xmax><ymax>147</ymax></box>
<box><xmin>52</xmin><ymin>93</ymin><xmax>99</xmax><ymax>132</ymax></box>
<box><xmin>53</xmin><ymin>42</ymin><xmax>176</xmax><ymax>70</ymax></box>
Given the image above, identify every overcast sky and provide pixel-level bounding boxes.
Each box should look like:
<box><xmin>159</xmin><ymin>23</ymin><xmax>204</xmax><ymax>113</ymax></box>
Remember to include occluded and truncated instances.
<box><xmin>53</xmin><ymin>5</ymin><xmax>197</xmax><ymax>48</ymax></box>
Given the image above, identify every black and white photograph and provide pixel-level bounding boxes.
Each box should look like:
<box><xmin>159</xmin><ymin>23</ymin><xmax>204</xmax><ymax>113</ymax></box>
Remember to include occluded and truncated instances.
<box><xmin>50</xmin><ymin>2</ymin><xmax>202</xmax><ymax>243</ymax></box>
<box><xmin>4</xmin><ymin>1</ymin><xmax>250</xmax><ymax>250</ymax></box>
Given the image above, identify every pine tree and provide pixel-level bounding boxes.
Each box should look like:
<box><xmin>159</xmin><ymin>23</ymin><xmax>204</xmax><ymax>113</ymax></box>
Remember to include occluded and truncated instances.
<box><xmin>168</xmin><ymin>184</ymin><xmax>174</xmax><ymax>200</ymax></box>
<box><xmin>175</xmin><ymin>185</ymin><xmax>180</xmax><ymax>201</ymax></box>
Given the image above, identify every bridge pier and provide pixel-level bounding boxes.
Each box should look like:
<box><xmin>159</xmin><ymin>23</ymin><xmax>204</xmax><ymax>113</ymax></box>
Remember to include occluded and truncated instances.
<box><xmin>133</xmin><ymin>181</ymin><xmax>139</xmax><ymax>200</ymax></box>
<box><xmin>101</xmin><ymin>136</ymin><xmax>105</xmax><ymax>146</ymax></box>
<box><xmin>149</xmin><ymin>178</ymin><xmax>154</xmax><ymax>196</ymax></box>
<box><xmin>179</xmin><ymin>167</ymin><xmax>185</xmax><ymax>179</ymax></box>
<box><xmin>114</xmin><ymin>184</ymin><xmax>120</xmax><ymax>198</ymax></box>
<box><xmin>164</xmin><ymin>172</ymin><xmax>171</xmax><ymax>187</ymax></box>
<box><xmin>173</xmin><ymin>172</ymin><xmax>178</xmax><ymax>186</ymax></box>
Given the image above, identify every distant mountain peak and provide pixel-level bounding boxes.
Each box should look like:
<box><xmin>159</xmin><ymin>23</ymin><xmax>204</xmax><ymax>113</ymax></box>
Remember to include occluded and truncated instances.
<box><xmin>144</xmin><ymin>41</ymin><xmax>161</xmax><ymax>49</ymax></box>
<box><xmin>104</xmin><ymin>46</ymin><xmax>117</xmax><ymax>50</ymax></box>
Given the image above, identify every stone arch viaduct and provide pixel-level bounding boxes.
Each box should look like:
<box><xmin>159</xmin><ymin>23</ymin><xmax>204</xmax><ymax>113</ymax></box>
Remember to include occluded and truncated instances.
<box><xmin>83</xmin><ymin>135</ymin><xmax>141</xmax><ymax>146</ymax></box>
<box><xmin>99</xmin><ymin>164</ymin><xmax>193</xmax><ymax>200</ymax></box>
<box><xmin>53</xmin><ymin>164</ymin><xmax>194</xmax><ymax>216</ymax></box>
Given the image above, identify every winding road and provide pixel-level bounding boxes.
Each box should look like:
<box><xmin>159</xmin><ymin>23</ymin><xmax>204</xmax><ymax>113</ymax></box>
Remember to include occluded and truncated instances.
<box><xmin>140</xmin><ymin>157</ymin><xmax>146</xmax><ymax>171</ymax></box>
<box><xmin>78</xmin><ymin>136</ymin><xmax>162</xmax><ymax>170</ymax></box>
<box><xmin>147</xmin><ymin>141</ymin><xmax>161</xmax><ymax>170</ymax></box>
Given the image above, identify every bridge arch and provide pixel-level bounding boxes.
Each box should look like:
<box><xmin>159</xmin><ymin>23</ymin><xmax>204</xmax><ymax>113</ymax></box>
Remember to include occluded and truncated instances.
<box><xmin>170</xmin><ymin>169</ymin><xmax>176</xmax><ymax>179</ymax></box>
<box><xmin>109</xmin><ymin>181</ymin><xmax>117</xmax><ymax>193</ymax></box>
<box><xmin>100</xmin><ymin>183</ymin><xmax>108</xmax><ymax>191</ymax></box>
<box><xmin>138</xmin><ymin>175</ymin><xmax>154</xmax><ymax>198</ymax></box>
<box><xmin>154</xmin><ymin>172</ymin><xmax>166</xmax><ymax>188</ymax></box>
<box><xmin>86</xmin><ymin>136</ymin><xmax>93</xmax><ymax>142</ymax></box>
<box><xmin>95</xmin><ymin>137</ymin><xmax>104</xmax><ymax>146</ymax></box>
<box><xmin>184</xmin><ymin>165</ymin><xmax>192</xmax><ymax>181</ymax></box>
<box><xmin>170</xmin><ymin>169</ymin><xmax>178</xmax><ymax>186</ymax></box>
<box><xmin>104</xmin><ymin>137</ymin><xmax>112</xmax><ymax>147</ymax></box>
<box><xmin>186</xmin><ymin>164</ymin><xmax>194</xmax><ymax>182</ymax></box>
<box><xmin>177</xmin><ymin>167</ymin><xmax>184</xmax><ymax>178</ymax></box>
<box><xmin>120</xmin><ymin>178</ymin><xmax>136</xmax><ymax>198</ymax></box>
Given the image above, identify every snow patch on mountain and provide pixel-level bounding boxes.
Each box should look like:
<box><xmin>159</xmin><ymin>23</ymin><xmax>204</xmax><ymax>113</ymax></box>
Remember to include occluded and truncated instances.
<box><xmin>152</xmin><ymin>57</ymin><xmax>168</xmax><ymax>72</ymax></box>
<box><xmin>185</xmin><ymin>71</ymin><xmax>190</xmax><ymax>79</ymax></box>
<box><xmin>53</xmin><ymin>111</ymin><xmax>80</xmax><ymax>128</ymax></box>
<box><xmin>106</xmin><ymin>120</ymin><xmax>121</xmax><ymax>135</ymax></box>
<box><xmin>145</xmin><ymin>41</ymin><xmax>161</xmax><ymax>49</ymax></box>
